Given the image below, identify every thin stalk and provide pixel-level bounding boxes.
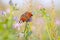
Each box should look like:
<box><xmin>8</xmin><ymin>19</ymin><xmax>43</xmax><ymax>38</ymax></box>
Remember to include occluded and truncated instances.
<box><xmin>24</xmin><ymin>22</ymin><xmax>29</xmax><ymax>40</ymax></box>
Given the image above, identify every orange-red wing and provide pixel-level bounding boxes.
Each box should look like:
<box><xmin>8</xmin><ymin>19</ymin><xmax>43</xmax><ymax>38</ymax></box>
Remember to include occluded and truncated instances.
<box><xmin>25</xmin><ymin>12</ymin><xmax>33</xmax><ymax>20</ymax></box>
<box><xmin>20</xmin><ymin>12</ymin><xmax>33</xmax><ymax>22</ymax></box>
<box><xmin>20</xmin><ymin>17</ymin><xmax>27</xmax><ymax>22</ymax></box>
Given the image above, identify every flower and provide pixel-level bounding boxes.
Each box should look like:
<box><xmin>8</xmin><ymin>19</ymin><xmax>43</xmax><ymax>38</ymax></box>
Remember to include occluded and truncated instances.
<box><xmin>0</xmin><ymin>10</ymin><xmax>6</xmax><ymax>15</ymax></box>
<box><xmin>2</xmin><ymin>11</ymin><xmax>7</xmax><ymax>16</ymax></box>
<box><xmin>6</xmin><ymin>8</ymin><xmax>10</xmax><ymax>13</ymax></box>
<box><xmin>36</xmin><ymin>5</ymin><xmax>43</xmax><ymax>10</ymax></box>
<box><xmin>13</xmin><ymin>16</ymin><xmax>18</xmax><ymax>22</ymax></box>
<box><xmin>36</xmin><ymin>18</ymin><xmax>45</xmax><ymax>25</ymax></box>
<box><xmin>13</xmin><ymin>23</ymin><xmax>22</xmax><ymax>30</ymax></box>
<box><xmin>55</xmin><ymin>19</ymin><xmax>60</xmax><ymax>25</ymax></box>
<box><xmin>19</xmin><ymin>33</ymin><xmax>24</xmax><ymax>37</ymax></box>
<box><xmin>9</xmin><ymin>0</ymin><xmax>13</xmax><ymax>6</ymax></box>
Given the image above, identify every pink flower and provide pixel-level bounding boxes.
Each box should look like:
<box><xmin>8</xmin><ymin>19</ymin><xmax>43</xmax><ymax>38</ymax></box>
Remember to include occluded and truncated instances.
<box><xmin>13</xmin><ymin>23</ymin><xmax>22</xmax><ymax>30</ymax></box>
<box><xmin>55</xmin><ymin>19</ymin><xmax>60</xmax><ymax>25</ymax></box>
<box><xmin>36</xmin><ymin>5</ymin><xmax>43</xmax><ymax>9</ymax></box>
<box><xmin>36</xmin><ymin>18</ymin><xmax>44</xmax><ymax>25</ymax></box>
<box><xmin>6</xmin><ymin>8</ymin><xmax>10</xmax><ymax>13</ymax></box>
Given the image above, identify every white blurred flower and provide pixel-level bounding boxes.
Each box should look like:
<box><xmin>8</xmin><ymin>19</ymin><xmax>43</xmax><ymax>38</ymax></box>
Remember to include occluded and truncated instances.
<box><xmin>15</xmin><ymin>4</ymin><xmax>20</xmax><ymax>10</ymax></box>
<box><xmin>46</xmin><ymin>14</ymin><xmax>50</xmax><ymax>16</ymax></box>
<box><xmin>19</xmin><ymin>33</ymin><xmax>24</xmax><ymax>37</ymax></box>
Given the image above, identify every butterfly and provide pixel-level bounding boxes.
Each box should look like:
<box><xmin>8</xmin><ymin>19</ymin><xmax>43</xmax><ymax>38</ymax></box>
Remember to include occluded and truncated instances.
<box><xmin>19</xmin><ymin>12</ymin><xmax>33</xmax><ymax>23</ymax></box>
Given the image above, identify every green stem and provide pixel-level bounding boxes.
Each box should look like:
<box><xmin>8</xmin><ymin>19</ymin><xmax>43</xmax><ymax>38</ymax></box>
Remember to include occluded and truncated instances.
<box><xmin>24</xmin><ymin>22</ymin><xmax>28</xmax><ymax>40</ymax></box>
<box><xmin>24</xmin><ymin>22</ymin><xmax>31</xmax><ymax>40</ymax></box>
